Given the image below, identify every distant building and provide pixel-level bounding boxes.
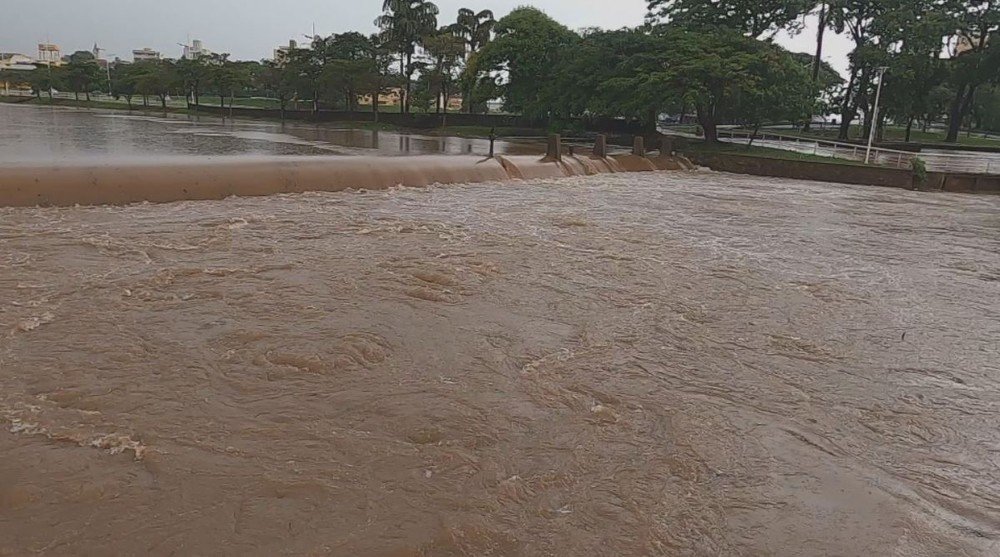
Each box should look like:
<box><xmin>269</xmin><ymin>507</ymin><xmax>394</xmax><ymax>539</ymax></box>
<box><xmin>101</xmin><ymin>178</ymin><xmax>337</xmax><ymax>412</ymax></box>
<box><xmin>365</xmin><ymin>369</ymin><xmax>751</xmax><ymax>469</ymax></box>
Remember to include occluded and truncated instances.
<box><xmin>37</xmin><ymin>43</ymin><xmax>62</xmax><ymax>65</ymax></box>
<box><xmin>182</xmin><ymin>39</ymin><xmax>211</xmax><ymax>60</ymax></box>
<box><xmin>956</xmin><ymin>34</ymin><xmax>989</xmax><ymax>56</ymax></box>
<box><xmin>359</xmin><ymin>88</ymin><xmax>402</xmax><ymax>108</ymax></box>
<box><xmin>0</xmin><ymin>53</ymin><xmax>35</xmax><ymax>95</ymax></box>
<box><xmin>0</xmin><ymin>52</ymin><xmax>35</xmax><ymax>69</ymax></box>
<box><xmin>274</xmin><ymin>39</ymin><xmax>299</xmax><ymax>65</ymax></box>
<box><xmin>133</xmin><ymin>48</ymin><xmax>161</xmax><ymax>62</ymax></box>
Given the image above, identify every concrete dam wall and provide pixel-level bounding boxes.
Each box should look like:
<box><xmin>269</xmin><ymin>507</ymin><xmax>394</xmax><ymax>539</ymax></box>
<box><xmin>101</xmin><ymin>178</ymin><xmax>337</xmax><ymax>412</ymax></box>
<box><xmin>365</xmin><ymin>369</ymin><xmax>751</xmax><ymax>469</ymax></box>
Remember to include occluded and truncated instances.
<box><xmin>0</xmin><ymin>153</ymin><xmax>694</xmax><ymax>208</ymax></box>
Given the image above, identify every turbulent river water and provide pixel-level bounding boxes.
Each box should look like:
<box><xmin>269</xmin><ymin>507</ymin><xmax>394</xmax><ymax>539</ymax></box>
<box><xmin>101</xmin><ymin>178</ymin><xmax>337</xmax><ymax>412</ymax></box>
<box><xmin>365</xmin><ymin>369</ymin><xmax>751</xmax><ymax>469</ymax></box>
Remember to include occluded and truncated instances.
<box><xmin>2</xmin><ymin>104</ymin><xmax>1000</xmax><ymax>556</ymax></box>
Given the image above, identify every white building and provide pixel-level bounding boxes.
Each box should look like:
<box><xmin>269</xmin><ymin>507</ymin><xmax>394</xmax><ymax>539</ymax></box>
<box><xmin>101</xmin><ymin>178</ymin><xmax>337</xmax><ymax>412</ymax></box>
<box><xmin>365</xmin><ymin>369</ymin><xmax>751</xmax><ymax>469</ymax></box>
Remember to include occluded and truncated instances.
<box><xmin>37</xmin><ymin>43</ymin><xmax>61</xmax><ymax>65</ymax></box>
<box><xmin>182</xmin><ymin>39</ymin><xmax>211</xmax><ymax>60</ymax></box>
<box><xmin>0</xmin><ymin>52</ymin><xmax>34</xmax><ymax>69</ymax></box>
<box><xmin>0</xmin><ymin>53</ymin><xmax>35</xmax><ymax>95</ymax></box>
<box><xmin>132</xmin><ymin>48</ymin><xmax>161</xmax><ymax>62</ymax></box>
<box><xmin>274</xmin><ymin>39</ymin><xmax>299</xmax><ymax>65</ymax></box>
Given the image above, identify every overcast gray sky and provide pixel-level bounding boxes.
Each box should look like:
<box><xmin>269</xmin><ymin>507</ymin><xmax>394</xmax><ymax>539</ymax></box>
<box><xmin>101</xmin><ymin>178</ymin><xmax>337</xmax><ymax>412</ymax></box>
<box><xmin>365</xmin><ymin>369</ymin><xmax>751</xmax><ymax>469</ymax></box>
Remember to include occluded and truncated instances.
<box><xmin>4</xmin><ymin>0</ymin><xmax>852</xmax><ymax>74</ymax></box>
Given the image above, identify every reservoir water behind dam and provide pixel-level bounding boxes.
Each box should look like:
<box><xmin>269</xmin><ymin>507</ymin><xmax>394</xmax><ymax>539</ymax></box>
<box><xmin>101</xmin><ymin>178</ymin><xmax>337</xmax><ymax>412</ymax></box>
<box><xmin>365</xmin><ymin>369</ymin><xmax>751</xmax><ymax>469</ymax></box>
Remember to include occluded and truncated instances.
<box><xmin>2</xmin><ymin>104</ymin><xmax>1000</xmax><ymax>555</ymax></box>
<box><xmin>0</xmin><ymin>103</ymin><xmax>541</xmax><ymax>163</ymax></box>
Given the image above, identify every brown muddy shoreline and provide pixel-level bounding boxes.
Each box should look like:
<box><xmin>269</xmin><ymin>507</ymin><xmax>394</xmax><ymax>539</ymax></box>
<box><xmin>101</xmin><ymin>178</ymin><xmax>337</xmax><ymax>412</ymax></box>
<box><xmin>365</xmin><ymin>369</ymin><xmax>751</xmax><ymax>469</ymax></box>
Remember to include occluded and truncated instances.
<box><xmin>0</xmin><ymin>154</ymin><xmax>692</xmax><ymax>207</ymax></box>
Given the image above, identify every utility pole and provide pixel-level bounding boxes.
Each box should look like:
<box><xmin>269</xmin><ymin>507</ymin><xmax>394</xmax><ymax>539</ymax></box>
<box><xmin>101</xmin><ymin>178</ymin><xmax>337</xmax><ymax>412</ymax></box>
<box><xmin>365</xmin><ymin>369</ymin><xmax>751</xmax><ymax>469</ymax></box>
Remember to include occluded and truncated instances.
<box><xmin>865</xmin><ymin>66</ymin><xmax>889</xmax><ymax>165</ymax></box>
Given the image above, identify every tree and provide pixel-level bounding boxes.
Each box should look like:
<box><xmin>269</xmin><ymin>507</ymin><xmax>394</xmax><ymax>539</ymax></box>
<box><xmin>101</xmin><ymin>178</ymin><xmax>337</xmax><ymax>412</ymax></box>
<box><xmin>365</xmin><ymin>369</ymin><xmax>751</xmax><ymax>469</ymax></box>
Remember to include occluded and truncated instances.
<box><xmin>376</xmin><ymin>0</ymin><xmax>439</xmax><ymax>113</ymax></box>
<box><xmin>803</xmin><ymin>1</ymin><xmax>829</xmax><ymax>131</ymax></box>
<box><xmin>826</xmin><ymin>0</ymin><xmax>887</xmax><ymax>140</ymax></box>
<box><xmin>256</xmin><ymin>60</ymin><xmax>296</xmax><ymax>118</ymax></box>
<box><xmin>65</xmin><ymin>50</ymin><xmax>102</xmax><ymax>102</ymax></box>
<box><xmin>646</xmin><ymin>0</ymin><xmax>811</xmax><ymax>38</ymax></box>
<box><xmin>176</xmin><ymin>57</ymin><xmax>210</xmax><ymax>107</ymax></box>
<box><xmin>971</xmin><ymin>84</ymin><xmax>1000</xmax><ymax>131</ymax></box>
<box><xmin>206</xmin><ymin>54</ymin><xmax>243</xmax><ymax>108</ymax></box>
<box><xmin>134</xmin><ymin>60</ymin><xmax>178</xmax><ymax>110</ymax></box>
<box><xmin>318</xmin><ymin>32</ymin><xmax>378</xmax><ymax>111</ymax></box>
<box><xmin>209</xmin><ymin>59</ymin><xmax>256</xmax><ymax>109</ymax></box>
<box><xmin>452</xmin><ymin>8</ymin><xmax>495</xmax><ymax>111</ymax></box>
<box><xmin>613</xmin><ymin>27</ymin><xmax>818</xmax><ymax>142</ymax></box>
<box><xmin>943</xmin><ymin>0</ymin><xmax>1000</xmax><ymax>142</ymax></box>
<box><xmin>110</xmin><ymin>63</ymin><xmax>140</xmax><ymax>109</ymax></box>
<box><xmin>470</xmin><ymin>7</ymin><xmax>580</xmax><ymax>118</ymax></box>
<box><xmin>27</xmin><ymin>66</ymin><xmax>58</xmax><ymax>100</ymax></box>
<box><xmin>874</xmin><ymin>0</ymin><xmax>953</xmax><ymax>142</ymax></box>
<box><xmin>422</xmin><ymin>29</ymin><xmax>466</xmax><ymax>114</ymax></box>
<box><xmin>0</xmin><ymin>68</ymin><xmax>33</xmax><ymax>96</ymax></box>
<box><xmin>364</xmin><ymin>34</ymin><xmax>401</xmax><ymax>119</ymax></box>
<box><xmin>285</xmin><ymin>45</ymin><xmax>324</xmax><ymax>113</ymax></box>
<box><xmin>562</xmin><ymin>28</ymin><xmax>680</xmax><ymax>126</ymax></box>
<box><xmin>733</xmin><ymin>45</ymin><xmax>819</xmax><ymax>141</ymax></box>
<box><xmin>921</xmin><ymin>83</ymin><xmax>955</xmax><ymax>132</ymax></box>
<box><xmin>788</xmin><ymin>50</ymin><xmax>844</xmax><ymax>128</ymax></box>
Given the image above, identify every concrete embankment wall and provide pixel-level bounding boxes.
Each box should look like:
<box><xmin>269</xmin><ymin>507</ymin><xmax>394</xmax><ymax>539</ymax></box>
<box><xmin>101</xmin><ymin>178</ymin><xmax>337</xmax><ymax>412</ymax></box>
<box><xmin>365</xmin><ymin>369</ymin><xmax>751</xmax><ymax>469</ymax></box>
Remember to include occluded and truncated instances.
<box><xmin>0</xmin><ymin>154</ymin><xmax>691</xmax><ymax>208</ymax></box>
<box><xmin>687</xmin><ymin>151</ymin><xmax>1000</xmax><ymax>194</ymax></box>
<box><xmin>924</xmin><ymin>172</ymin><xmax>1000</xmax><ymax>193</ymax></box>
<box><xmin>686</xmin><ymin>152</ymin><xmax>918</xmax><ymax>189</ymax></box>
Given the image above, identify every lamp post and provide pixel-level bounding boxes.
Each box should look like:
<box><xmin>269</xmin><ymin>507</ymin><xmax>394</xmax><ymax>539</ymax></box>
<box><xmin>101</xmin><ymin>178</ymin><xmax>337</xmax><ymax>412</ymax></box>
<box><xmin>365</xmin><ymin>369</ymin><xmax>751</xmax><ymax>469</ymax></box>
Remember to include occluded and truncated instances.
<box><xmin>865</xmin><ymin>66</ymin><xmax>889</xmax><ymax>165</ymax></box>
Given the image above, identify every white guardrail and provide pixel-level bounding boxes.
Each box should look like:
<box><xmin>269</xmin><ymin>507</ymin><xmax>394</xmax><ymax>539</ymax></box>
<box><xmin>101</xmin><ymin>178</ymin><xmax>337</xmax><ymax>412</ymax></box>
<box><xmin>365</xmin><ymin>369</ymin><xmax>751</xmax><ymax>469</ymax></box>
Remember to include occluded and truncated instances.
<box><xmin>717</xmin><ymin>129</ymin><xmax>1000</xmax><ymax>175</ymax></box>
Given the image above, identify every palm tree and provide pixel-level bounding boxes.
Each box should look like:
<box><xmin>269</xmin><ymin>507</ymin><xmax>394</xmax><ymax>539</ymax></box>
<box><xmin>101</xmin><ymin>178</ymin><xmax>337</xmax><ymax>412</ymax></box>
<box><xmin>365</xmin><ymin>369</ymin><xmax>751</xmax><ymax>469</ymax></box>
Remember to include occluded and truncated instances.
<box><xmin>804</xmin><ymin>1</ymin><xmax>828</xmax><ymax>131</ymax></box>
<box><xmin>376</xmin><ymin>0</ymin><xmax>439</xmax><ymax>113</ymax></box>
<box><xmin>454</xmin><ymin>8</ymin><xmax>495</xmax><ymax>54</ymax></box>
<box><xmin>423</xmin><ymin>29</ymin><xmax>466</xmax><ymax>114</ymax></box>
<box><xmin>452</xmin><ymin>8</ymin><xmax>495</xmax><ymax>112</ymax></box>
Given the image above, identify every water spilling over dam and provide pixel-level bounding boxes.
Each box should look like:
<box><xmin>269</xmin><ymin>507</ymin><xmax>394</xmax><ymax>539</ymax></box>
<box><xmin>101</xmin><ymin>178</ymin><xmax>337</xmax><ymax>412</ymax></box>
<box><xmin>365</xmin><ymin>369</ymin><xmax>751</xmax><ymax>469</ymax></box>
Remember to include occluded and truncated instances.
<box><xmin>3</xmin><ymin>167</ymin><xmax>1000</xmax><ymax>555</ymax></box>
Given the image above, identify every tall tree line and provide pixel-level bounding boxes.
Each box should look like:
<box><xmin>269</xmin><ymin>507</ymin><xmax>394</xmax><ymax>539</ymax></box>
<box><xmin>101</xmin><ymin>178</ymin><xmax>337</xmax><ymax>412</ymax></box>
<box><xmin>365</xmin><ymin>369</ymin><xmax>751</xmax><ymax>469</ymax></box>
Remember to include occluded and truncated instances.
<box><xmin>5</xmin><ymin>0</ymin><xmax>997</xmax><ymax>143</ymax></box>
<box><xmin>647</xmin><ymin>0</ymin><xmax>1000</xmax><ymax>142</ymax></box>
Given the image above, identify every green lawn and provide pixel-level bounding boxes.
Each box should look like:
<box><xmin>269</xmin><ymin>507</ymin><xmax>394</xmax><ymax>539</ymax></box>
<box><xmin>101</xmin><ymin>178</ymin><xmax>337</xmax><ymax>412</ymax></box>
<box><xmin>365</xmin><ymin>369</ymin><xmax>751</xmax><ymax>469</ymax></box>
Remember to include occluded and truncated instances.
<box><xmin>2</xmin><ymin>96</ymin><xmax>189</xmax><ymax>112</ymax></box>
<box><xmin>227</xmin><ymin>99</ymin><xmax>450</xmax><ymax>114</ymax></box>
<box><xmin>660</xmin><ymin>124</ymin><xmax>701</xmax><ymax>135</ymax></box>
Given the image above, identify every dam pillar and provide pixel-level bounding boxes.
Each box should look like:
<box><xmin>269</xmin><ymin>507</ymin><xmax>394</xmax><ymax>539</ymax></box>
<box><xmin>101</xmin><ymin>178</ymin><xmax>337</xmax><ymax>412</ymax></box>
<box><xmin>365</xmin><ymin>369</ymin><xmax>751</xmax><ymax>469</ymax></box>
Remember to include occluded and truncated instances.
<box><xmin>594</xmin><ymin>135</ymin><xmax>608</xmax><ymax>158</ymax></box>
<box><xmin>633</xmin><ymin>136</ymin><xmax>646</xmax><ymax>157</ymax></box>
<box><xmin>547</xmin><ymin>134</ymin><xmax>562</xmax><ymax>162</ymax></box>
<box><xmin>660</xmin><ymin>136</ymin><xmax>674</xmax><ymax>156</ymax></box>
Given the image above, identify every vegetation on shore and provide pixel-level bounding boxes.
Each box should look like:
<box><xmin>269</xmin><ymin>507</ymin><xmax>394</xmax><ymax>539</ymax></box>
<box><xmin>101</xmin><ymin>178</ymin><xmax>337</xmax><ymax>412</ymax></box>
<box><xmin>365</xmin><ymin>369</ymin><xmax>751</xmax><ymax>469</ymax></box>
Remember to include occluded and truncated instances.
<box><xmin>1</xmin><ymin>0</ymin><xmax>997</xmax><ymax>147</ymax></box>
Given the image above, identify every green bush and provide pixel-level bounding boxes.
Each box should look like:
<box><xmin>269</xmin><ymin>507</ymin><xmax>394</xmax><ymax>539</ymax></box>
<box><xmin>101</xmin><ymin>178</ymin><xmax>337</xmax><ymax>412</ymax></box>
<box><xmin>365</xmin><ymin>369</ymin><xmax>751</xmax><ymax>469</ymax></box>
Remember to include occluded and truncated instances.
<box><xmin>911</xmin><ymin>157</ymin><xmax>928</xmax><ymax>186</ymax></box>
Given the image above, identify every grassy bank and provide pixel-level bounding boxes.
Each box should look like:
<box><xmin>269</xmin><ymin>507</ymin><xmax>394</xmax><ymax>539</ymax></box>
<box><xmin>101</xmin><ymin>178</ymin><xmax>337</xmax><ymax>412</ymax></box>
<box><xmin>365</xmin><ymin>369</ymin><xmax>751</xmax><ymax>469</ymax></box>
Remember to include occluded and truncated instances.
<box><xmin>677</xmin><ymin>138</ymin><xmax>871</xmax><ymax>167</ymax></box>
<box><xmin>1</xmin><ymin>95</ymin><xmax>191</xmax><ymax>113</ymax></box>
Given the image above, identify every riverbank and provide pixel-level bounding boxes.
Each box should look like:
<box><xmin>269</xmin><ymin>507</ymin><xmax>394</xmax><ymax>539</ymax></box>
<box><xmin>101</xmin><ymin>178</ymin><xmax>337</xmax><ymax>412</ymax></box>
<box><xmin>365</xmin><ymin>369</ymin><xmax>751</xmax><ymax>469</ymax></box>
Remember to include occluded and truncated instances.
<box><xmin>684</xmin><ymin>147</ymin><xmax>1000</xmax><ymax>194</ymax></box>
<box><xmin>0</xmin><ymin>96</ymin><xmax>555</xmax><ymax>140</ymax></box>
<box><xmin>0</xmin><ymin>95</ymin><xmax>192</xmax><ymax>114</ymax></box>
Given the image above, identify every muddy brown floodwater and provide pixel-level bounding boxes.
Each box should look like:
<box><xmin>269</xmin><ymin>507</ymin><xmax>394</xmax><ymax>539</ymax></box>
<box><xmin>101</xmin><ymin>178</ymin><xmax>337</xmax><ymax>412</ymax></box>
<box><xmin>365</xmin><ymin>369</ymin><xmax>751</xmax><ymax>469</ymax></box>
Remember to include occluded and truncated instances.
<box><xmin>2</xmin><ymin>171</ymin><xmax>1000</xmax><ymax>556</ymax></box>
<box><xmin>0</xmin><ymin>103</ymin><xmax>540</xmax><ymax>163</ymax></box>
